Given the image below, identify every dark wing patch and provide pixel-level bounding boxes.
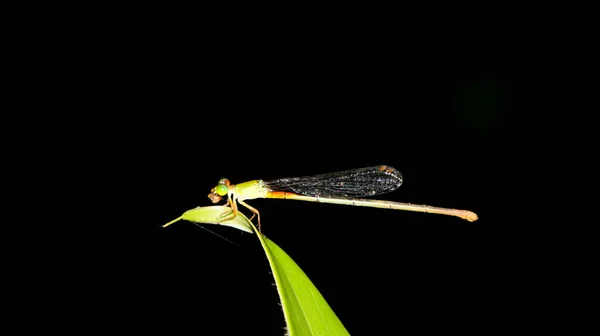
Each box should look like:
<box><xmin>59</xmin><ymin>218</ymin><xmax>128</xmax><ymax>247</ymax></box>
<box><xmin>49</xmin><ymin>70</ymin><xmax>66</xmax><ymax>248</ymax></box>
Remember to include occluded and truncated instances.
<box><xmin>264</xmin><ymin>165</ymin><xmax>403</xmax><ymax>198</ymax></box>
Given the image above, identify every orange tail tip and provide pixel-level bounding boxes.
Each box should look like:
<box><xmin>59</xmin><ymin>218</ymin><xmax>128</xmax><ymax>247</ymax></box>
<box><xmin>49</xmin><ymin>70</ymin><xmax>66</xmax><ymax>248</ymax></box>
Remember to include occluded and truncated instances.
<box><xmin>465</xmin><ymin>211</ymin><xmax>479</xmax><ymax>222</ymax></box>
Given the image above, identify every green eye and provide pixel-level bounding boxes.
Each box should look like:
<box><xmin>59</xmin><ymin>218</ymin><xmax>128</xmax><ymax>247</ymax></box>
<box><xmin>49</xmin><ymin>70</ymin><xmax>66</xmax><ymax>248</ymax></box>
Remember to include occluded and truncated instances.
<box><xmin>216</xmin><ymin>184</ymin><xmax>228</xmax><ymax>196</ymax></box>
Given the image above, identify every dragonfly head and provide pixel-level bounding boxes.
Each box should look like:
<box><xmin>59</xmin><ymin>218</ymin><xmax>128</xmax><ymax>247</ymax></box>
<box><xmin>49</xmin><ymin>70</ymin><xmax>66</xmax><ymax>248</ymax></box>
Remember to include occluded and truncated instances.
<box><xmin>208</xmin><ymin>178</ymin><xmax>230</xmax><ymax>203</ymax></box>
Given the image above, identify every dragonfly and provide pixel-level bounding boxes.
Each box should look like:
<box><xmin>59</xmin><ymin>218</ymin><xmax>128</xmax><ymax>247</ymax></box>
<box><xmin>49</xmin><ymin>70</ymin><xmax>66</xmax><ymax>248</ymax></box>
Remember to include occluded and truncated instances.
<box><xmin>207</xmin><ymin>165</ymin><xmax>478</xmax><ymax>231</ymax></box>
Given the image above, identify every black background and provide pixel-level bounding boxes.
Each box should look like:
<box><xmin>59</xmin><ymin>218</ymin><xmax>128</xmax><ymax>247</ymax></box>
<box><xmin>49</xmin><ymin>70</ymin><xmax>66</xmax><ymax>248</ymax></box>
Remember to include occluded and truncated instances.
<box><xmin>54</xmin><ymin>20</ymin><xmax>526</xmax><ymax>335</ymax></box>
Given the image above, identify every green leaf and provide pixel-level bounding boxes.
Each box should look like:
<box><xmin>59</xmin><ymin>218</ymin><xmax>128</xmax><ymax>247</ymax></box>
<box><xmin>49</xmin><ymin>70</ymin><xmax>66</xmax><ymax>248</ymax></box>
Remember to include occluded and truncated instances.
<box><xmin>164</xmin><ymin>206</ymin><xmax>350</xmax><ymax>336</ymax></box>
<box><xmin>254</xmin><ymin>231</ymin><xmax>350</xmax><ymax>336</ymax></box>
<box><xmin>162</xmin><ymin>205</ymin><xmax>254</xmax><ymax>233</ymax></box>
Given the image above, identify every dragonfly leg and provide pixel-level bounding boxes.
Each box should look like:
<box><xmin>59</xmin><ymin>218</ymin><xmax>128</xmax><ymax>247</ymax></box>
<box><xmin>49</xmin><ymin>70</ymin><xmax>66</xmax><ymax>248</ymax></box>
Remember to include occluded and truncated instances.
<box><xmin>238</xmin><ymin>200</ymin><xmax>261</xmax><ymax>232</ymax></box>
<box><xmin>216</xmin><ymin>197</ymin><xmax>238</xmax><ymax>223</ymax></box>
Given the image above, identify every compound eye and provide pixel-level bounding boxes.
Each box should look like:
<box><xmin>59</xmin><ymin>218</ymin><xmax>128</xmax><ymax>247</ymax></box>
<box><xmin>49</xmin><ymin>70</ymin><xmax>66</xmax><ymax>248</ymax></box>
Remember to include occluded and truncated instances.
<box><xmin>218</xmin><ymin>178</ymin><xmax>230</xmax><ymax>186</ymax></box>
<box><xmin>216</xmin><ymin>184</ymin><xmax>228</xmax><ymax>196</ymax></box>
